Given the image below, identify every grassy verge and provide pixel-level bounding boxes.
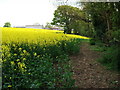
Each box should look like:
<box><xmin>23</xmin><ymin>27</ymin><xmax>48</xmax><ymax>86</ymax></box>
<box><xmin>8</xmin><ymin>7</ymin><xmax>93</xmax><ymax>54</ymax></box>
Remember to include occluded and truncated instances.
<box><xmin>97</xmin><ymin>46</ymin><xmax>120</xmax><ymax>72</ymax></box>
<box><xmin>89</xmin><ymin>40</ymin><xmax>120</xmax><ymax>73</ymax></box>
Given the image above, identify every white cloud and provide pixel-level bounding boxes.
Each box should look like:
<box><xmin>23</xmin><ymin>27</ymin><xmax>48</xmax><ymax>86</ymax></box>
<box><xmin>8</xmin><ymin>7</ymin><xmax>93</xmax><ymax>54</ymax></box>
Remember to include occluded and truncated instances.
<box><xmin>0</xmin><ymin>0</ymin><xmax>56</xmax><ymax>27</ymax></box>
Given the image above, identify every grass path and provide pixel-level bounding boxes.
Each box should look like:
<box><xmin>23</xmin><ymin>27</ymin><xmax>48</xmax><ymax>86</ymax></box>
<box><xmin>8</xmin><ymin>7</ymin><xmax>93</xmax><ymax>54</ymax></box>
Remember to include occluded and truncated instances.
<box><xmin>70</xmin><ymin>42</ymin><xmax>119</xmax><ymax>88</ymax></box>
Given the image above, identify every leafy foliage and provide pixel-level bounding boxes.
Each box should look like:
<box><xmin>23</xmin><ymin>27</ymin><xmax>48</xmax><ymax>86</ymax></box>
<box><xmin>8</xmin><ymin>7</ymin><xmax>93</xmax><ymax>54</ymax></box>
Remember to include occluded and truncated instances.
<box><xmin>2</xmin><ymin>42</ymin><xmax>77</xmax><ymax>88</ymax></box>
<box><xmin>98</xmin><ymin>46</ymin><xmax>120</xmax><ymax>72</ymax></box>
<box><xmin>81</xmin><ymin>2</ymin><xmax>120</xmax><ymax>72</ymax></box>
<box><xmin>52</xmin><ymin>5</ymin><xmax>89</xmax><ymax>34</ymax></box>
<box><xmin>83</xmin><ymin>2</ymin><xmax>120</xmax><ymax>44</ymax></box>
<box><xmin>3</xmin><ymin>22</ymin><xmax>11</xmax><ymax>27</ymax></box>
<box><xmin>89</xmin><ymin>38</ymin><xmax>95</xmax><ymax>45</ymax></box>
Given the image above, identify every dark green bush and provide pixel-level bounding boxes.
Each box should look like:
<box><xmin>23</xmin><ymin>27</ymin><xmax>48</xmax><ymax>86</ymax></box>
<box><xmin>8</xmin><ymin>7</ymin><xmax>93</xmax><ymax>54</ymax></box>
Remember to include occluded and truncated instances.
<box><xmin>59</xmin><ymin>39</ymin><xmax>80</xmax><ymax>55</ymax></box>
<box><xmin>98</xmin><ymin>46</ymin><xmax>120</xmax><ymax>72</ymax></box>
<box><xmin>90</xmin><ymin>38</ymin><xmax>96</xmax><ymax>45</ymax></box>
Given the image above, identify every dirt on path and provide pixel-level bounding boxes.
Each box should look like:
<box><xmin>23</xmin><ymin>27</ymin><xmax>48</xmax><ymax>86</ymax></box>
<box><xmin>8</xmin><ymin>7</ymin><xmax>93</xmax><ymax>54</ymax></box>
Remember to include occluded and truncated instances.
<box><xmin>70</xmin><ymin>42</ymin><xmax>120</xmax><ymax>88</ymax></box>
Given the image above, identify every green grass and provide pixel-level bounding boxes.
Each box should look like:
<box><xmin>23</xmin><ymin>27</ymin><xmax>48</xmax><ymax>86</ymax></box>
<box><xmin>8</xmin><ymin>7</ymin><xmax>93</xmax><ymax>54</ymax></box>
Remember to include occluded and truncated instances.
<box><xmin>89</xmin><ymin>40</ymin><xmax>120</xmax><ymax>73</ymax></box>
<box><xmin>97</xmin><ymin>46</ymin><xmax>120</xmax><ymax>72</ymax></box>
<box><xmin>90</xmin><ymin>45</ymin><xmax>107</xmax><ymax>52</ymax></box>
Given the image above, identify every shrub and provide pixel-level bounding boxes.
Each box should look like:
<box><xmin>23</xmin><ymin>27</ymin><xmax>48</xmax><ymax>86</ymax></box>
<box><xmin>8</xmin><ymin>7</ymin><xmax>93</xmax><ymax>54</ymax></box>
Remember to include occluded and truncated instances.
<box><xmin>90</xmin><ymin>38</ymin><xmax>96</xmax><ymax>45</ymax></box>
<box><xmin>98</xmin><ymin>46</ymin><xmax>120</xmax><ymax>72</ymax></box>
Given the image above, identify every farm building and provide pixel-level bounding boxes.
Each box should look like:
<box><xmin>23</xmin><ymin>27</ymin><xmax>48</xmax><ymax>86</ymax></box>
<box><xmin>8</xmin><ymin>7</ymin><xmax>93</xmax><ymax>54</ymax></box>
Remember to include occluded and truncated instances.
<box><xmin>25</xmin><ymin>25</ymin><xmax>44</xmax><ymax>29</ymax></box>
<box><xmin>14</xmin><ymin>26</ymin><xmax>26</xmax><ymax>28</ymax></box>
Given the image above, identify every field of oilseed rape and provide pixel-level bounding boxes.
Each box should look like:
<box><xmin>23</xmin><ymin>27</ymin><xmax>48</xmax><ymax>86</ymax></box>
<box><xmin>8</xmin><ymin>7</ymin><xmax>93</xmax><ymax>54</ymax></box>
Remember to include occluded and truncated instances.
<box><xmin>1</xmin><ymin>27</ymin><xmax>89</xmax><ymax>88</ymax></box>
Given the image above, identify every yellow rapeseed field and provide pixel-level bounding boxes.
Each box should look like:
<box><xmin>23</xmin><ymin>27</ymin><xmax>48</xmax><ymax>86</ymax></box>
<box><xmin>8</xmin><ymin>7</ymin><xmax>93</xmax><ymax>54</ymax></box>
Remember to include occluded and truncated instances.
<box><xmin>1</xmin><ymin>27</ymin><xmax>89</xmax><ymax>45</ymax></box>
<box><xmin>1</xmin><ymin>27</ymin><xmax>90</xmax><ymax>88</ymax></box>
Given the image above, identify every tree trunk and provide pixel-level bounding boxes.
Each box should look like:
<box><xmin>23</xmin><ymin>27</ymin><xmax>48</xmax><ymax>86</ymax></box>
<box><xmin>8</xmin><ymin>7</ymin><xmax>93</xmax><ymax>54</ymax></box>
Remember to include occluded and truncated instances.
<box><xmin>105</xmin><ymin>12</ymin><xmax>111</xmax><ymax>31</ymax></box>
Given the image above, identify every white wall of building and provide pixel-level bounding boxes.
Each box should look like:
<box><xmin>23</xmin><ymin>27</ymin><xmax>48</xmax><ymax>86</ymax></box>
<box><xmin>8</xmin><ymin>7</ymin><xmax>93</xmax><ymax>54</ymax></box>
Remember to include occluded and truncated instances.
<box><xmin>25</xmin><ymin>25</ymin><xmax>44</xmax><ymax>29</ymax></box>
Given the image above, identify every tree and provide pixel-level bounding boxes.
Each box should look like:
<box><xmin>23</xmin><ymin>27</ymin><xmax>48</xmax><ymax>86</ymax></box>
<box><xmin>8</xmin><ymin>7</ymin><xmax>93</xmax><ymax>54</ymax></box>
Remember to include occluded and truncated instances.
<box><xmin>81</xmin><ymin>2</ymin><xmax>120</xmax><ymax>45</ymax></box>
<box><xmin>49</xmin><ymin>0</ymin><xmax>79</xmax><ymax>7</ymax></box>
<box><xmin>3</xmin><ymin>22</ymin><xmax>11</xmax><ymax>27</ymax></box>
<box><xmin>52</xmin><ymin>5</ymin><xmax>89</xmax><ymax>34</ymax></box>
<box><xmin>45</xmin><ymin>22</ymin><xmax>53</xmax><ymax>29</ymax></box>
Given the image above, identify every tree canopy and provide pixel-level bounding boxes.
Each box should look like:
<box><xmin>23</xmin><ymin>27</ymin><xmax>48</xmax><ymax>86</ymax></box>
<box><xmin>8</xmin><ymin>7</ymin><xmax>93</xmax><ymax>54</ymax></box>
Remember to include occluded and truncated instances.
<box><xmin>3</xmin><ymin>22</ymin><xmax>11</xmax><ymax>27</ymax></box>
<box><xmin>82</xmin><ymin>2</ymin><xmax>120</xmax><ymax>45</ymax></box>
<box><xmin>52</xmin><ymin>2</ymin><xmax>120</xmax><ymax>45</ymax></box>
<box><xmin>51</xmin><ymin>5</ymin><xmax>89</xmax><ymax>34</ymax></box>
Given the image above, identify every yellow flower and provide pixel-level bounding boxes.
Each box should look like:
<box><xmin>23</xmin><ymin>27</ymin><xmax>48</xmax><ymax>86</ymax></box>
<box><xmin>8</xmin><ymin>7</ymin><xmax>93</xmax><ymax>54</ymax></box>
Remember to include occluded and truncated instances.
<box><xmin>7</xmin><ymin>54</ymin><xmax>11</xmax><ymax>57</ymax></box>
<box><xmin>19</xmin><ymin>48</ymin><xmax>22</xmax><ymax>51</ymax></box>
<box><xmin>16</xmin><ymin>59</ymin><xmax>20</xmax><ymax>62</ymax></box>
<box><xmin>11</xmin><ymin>61</ymin><xmax>15</xmax><ymax>65</ymax></box>
<box><xmin>8</xmin><ymin>85</ymin><xmax>12</xmax><ymax>87</ymax></box>
<box><xmin>0</xmin><ymin>59</ymin><xmax>2</xmax><ymax>63</ymax></box>
<box><xmin>37</xmin><ymin>55</ymin><xmax>40</xmax><ymax>58</ymax></box>
<box><xmin>18</xmin><ymin>62</ymin><xmax>22</xmax><ymax>68</ymax></box>
<box><xmin>14</xmin><ymin>53</ymin><xmax>17</xmax><ymax>56</ymax></box>
<box><xmin>34</xmin><ymin>53</ymin><xmax>37</xmax><ymax>56</ymax></box>
<box><xmin>18</xmin><ymin>62</ymin><xmax>26</xmax><ymax>70</ymax></box>
<box><xmin>23</xmin><ymin>58</ymin><xmax>26</xmax><ymax>61</ymax></box>
<box><xmin>23</xmin><ymin>50</ymin><xmax>27</xmax><ymax>53</ymax></box>
<box><xmin>12</xmin><ymin>44</ymin><xmax>15</xmax><ymax>47</ymax></box>
<box><xmin>20</xmin><ymin>53</ymin><xmax>24</xmax><ymax>56</ymax></box>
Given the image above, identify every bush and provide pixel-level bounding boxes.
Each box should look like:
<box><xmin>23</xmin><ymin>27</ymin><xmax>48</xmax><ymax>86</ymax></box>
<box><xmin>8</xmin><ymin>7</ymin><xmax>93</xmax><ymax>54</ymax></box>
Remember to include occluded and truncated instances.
<box><xmin>90</xmin><ymin>38</ymin><xmax>96</xmax><ymax>45</ymax></box>
<box><xmin>59</xmin><ymin>39</ymin><xmax>80</xmax><ymax>55</ymax></box>
<box><xmin>104</xmin><ymin>29</ymin><xmax>120</xmax><ymax>46</ymax></box>
<box><xmin>98</xmin><ymin>46</ymin><xmax>120</xmax><ymax>72</ymax></box>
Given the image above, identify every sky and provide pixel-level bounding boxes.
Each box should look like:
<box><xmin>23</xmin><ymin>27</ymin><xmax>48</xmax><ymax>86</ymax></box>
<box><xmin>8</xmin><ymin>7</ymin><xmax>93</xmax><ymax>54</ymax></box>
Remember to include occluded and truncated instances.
<box><xmin>0</xmin><ymin>0</ymin><xmax>57</xmax><ymax>27</ymax></box>
<box><xmin>0</xmin><ymin>0</ymin><xmax>80</xmax><ymax>27</ymax></box>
